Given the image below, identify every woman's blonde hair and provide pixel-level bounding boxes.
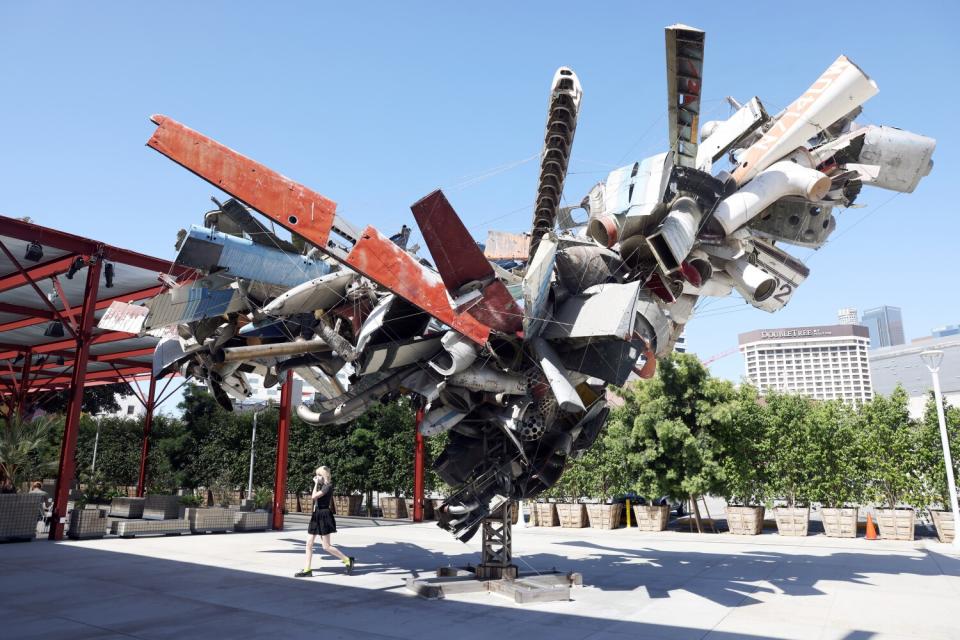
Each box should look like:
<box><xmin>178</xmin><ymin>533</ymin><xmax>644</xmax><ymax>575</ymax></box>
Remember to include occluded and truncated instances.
<box><xmin>315</xmin><ymin>465</ymin><xmax>331</xmax><ymax>480</ymax></box>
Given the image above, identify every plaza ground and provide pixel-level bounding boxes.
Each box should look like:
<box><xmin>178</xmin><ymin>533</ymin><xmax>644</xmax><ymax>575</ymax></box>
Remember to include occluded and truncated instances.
<box><xmin>1</xmin><ymin>515</ymin><xmax>958</xmax><ymax>640</ymax></box>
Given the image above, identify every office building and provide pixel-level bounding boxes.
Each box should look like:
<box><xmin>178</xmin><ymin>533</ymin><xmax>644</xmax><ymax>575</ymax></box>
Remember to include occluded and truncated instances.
<box><xmin>870</xmin><ymin>334</ymin><xmax>960</xmax><ymax>417</ymax></box>
<box><xmin>739</xmin><ymin>324</ymin><xmax>873</xmax><ymax>405</ymax></box>
<box><xmin>932</xmin><ymin>324</ymin><xmax>960</xmax><ymax>338</ymax></box>
<box><xmin>861</xmin><ymin>306</ymin><xmax>905</xmax><ymax>349</ymax></box>
<box><xmin>838</xmin><ymin>308</ymin><xmax>859</xmax><ymax>325</ymax></box>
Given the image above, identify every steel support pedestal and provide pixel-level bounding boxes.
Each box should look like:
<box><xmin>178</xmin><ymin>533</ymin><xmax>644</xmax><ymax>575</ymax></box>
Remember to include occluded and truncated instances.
<box><xmin>406</xmin><ymin>501</ymin><xmax>582</xmax><ymax>604</ymax></box>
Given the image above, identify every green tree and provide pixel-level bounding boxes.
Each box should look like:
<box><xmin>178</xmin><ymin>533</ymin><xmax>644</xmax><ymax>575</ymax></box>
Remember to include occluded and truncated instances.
<box><xmin>765</xmin><ymin>392</ymin><xmax>816</xmax><ymax>508</ymax></box>
<box><xmin>806</xmin><ymin>399</ymin><xmax>864</xmax><ymax>508</ymax></box>
<box><xmin>612</xmin><ymin>353</ymin><xmax>732</xmax><ymax>503</ymax></box>
<box><xmin>0</xmin><ymin>413</ymin><xmax>58</xmax><ymax>486</ymax></box>
<box><xmin>859</xmin><ymin>386</ymin><xmax>924</xmax><ymax>509</ymax></box>
<box><xmin>716</xmin><ymin>384</ymin><xmax>771</xmax><ymax>506</ymax></box>
<box><xmin>557</xmin><ymin>421</ymin><xmax>630</xmax><ymax>502</ymax></box>
<box><xmin>34</xmin><ymin>383</ymin><xmax>125</xmax><ymax>415</ymax></box>
<box><xmin>917</xmin><ymin>393</ymin><xmax>960</xmax><ymax>511</ymax></box>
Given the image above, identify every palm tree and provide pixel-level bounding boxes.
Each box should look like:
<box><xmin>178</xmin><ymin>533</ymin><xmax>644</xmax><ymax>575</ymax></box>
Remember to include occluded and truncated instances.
<box><xmin>0</xmin><ymin>413</ymin><xmax>57</xmax><ymax>488</ymax></box>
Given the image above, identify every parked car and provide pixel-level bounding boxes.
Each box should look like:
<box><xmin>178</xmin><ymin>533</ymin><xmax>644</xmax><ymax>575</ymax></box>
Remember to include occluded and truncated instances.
<box><xmin>612</xmin><ymin>493</ymin><xmax>685</xmax><ymax>517</ymax></box>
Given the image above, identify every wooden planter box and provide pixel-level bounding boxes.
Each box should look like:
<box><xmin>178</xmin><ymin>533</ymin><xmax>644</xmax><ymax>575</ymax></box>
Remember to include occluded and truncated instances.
<box><xmin>403</xmin><ymin>498</ymin><xmax>436</xmax><ymax>520</ymax></box>
<box><xmin>68</xmin><ymin>507</ymin><xmax>108</xmax><ymax>540</ymax></box>
<box><xmin>334</xmin><ymin>495</ymin><xmax>363</xmax><ymax>516</ymax></box>
<box><xmin>635</xmin><ymin>504</ymin><xmax>669</xmax><ymax>532</ymax></box>
<box><xmin>726</xmin><ymin>505</ymin><xmax>764</xmax><ymax>535</ymax></box>
<box><xmin>556</xmin><ymin>503</ymin><xmax>588</xmax><ymax>528</ymax></box>
<box><xmin>876</xmin><ymin>508</ymin><xmax>915</xmax><ymax>541</ymax></box>
<box><xmin>929</xmin><ymin>509</ymin><xmax>956</xmax><ymax>544</ymax></box>
<box><xmin>774</xmin><ymin>506</ymin><xmax>809</xmax><ymax>536</ymax></box>
<box><xmin>187</xmin><ymin>507</ymin><xmax>234</xmax><ymax>533</ymax></box>
<box><xmin>822</xmin><ymin>507</ymin><xmax>858</xmax><ymax>538</ymax></box>
<box><xmin>586</xmin><ymin>503</ymin><xmax>622</xmax><ymax>529</ymax></box>
<box><xmin>380</xmin><ymin>496</ymin><xmax>407</xmax><ymax>519</ymax></box>
<box><xmin>534</xmin><ymin>502</ymin><xmax>559</xmax><ymax>527</ymax></box>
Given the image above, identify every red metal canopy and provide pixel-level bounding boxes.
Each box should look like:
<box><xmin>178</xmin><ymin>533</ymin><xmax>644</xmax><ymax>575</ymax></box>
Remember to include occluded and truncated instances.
<box><xmin>0</xmin><ymin>214</ymin><xmax>194</xmax><ymax>405</ymax></box>
<box><xmin>0</xmin><ymin>214</ymin><xmax>198</xmax><ymax>539</ymax></box>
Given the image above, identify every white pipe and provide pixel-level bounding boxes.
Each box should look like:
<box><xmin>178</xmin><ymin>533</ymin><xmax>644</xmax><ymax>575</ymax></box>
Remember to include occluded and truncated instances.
<box><xmin>725</xmin><ymin>257</ymin><xmax>776</xmax><ymax>303</ymax></box>
<box><xmin>530</xmin><ymin>337</ymin><xmax>585</xmax><ymax>413</ymax></box>
<box><xmin>428</xmin><ymin>331</ymin><xmax>478</xmax><ymax>376</ymax></box>
<box><xmin>732</xmin><ymin>55</ymin><xmax>878</xmax><ymax>185</ymax></box>
<box><xmin>447</xmin><ymin>366</ymin><xmax>527</xmax><ymax>395</ymax></box>
<box><xmin>713</xmin><ymin>161</ymin><xmax>832</xmax><ymax>236</ymax></box>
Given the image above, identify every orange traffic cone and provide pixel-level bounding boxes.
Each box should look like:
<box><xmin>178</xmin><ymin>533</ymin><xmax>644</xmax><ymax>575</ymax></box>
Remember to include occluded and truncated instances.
<box><xmin>866</xmin><ymin>513</ymin><xmax>878</xmax><ymax>540</ymax></box>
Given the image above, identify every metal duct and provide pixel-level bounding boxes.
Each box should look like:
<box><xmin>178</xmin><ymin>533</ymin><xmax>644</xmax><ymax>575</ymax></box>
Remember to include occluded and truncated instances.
<box><xmin>725</xmin><ymin>256</ymin><xmax>777</xmax><ymax>303</ymax></box>
<box><xmin>296</xmin><ymin>368</ymin><xmax>413</xmax><ymax>425</ymax></box>
<box><xmin>647</xmin><ymin>196</ymin><xmax>703</xmax><ymax>274</ymax></box>
<box><xmin>530</xmin><ymin>67</ymin><xmax>582</xmax><ymax>259</ymax></box>
<box><xmin>428</xmin><ymin>331</ymin><xmax>478</xmax><ymax>376</ymax></box>
<box><xmin>712</xmin><ymin>161</ymin><xmax>832</xmax><ymax>236</ymax></box>
<box><xmin>732</xmin><ymin>55</ymin><xmax>878</xmax><ymax>185</ymax></box>
<box><xmin>215</xmin><ymin>338</ymin><xmax>330</xmax><ymax>363</ymax></box>
<box><xmin>530</xmin><ymin>337</ymin><xmax>585</xmax><ymax>413</ymax></box>
<box><xmin>447</xmin><ymin>366</ymin><xmax>528</xmax><ymax>395</ymax></box>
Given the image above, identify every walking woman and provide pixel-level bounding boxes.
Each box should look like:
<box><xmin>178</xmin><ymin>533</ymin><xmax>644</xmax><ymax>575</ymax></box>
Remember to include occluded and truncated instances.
<box><xmin>296</xmin><ymin>466</ymin><xmax>355</xmax><ymax>577</ymax></box>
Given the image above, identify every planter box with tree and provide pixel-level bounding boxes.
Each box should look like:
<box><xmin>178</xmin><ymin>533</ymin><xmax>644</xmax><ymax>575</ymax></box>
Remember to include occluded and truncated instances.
<box><xmin>719</xmin><ymin>385</ymin><xmax>771</xmax><ymax>536</ymax></box>
<box><xmin>807</xmin><ymin>400</ymin><xmax>864</xmax><ymax>538</ymax></box>
<box><xmin>615</xmin><ymin>355</ymin><xmax>731</xmax><ymax>534</ymax></box>
<box><xmin>335</xmin><ymin>494</ymin><xmax>363</xmax><ymax>517</ymax></box>
<box><xmin>918</xmin><ymin>395</ymin><xmax>960</xmax><ymax>544</ymax></box>
<box><xmin>767</xmin><ymin>393</ymin><xmax>815</xmax><ymax>537</ymax></box>
<box><xmin>381</xmin><ymin>496</ymin><xmax>407</xmax><ymax>519</ymax></box>
<box><xmin>861</xmin><ymin>387</ymin><xmax>924</xmax><ymax>541</ymax></box>
<box><xmin>534</xmin><ymin>502</ymin><xmax>558</xmax><ymax>526</ymax></box>
<box><xmin>67</xmin><ymin>504</ymin><xmax>108</xmax><ymax>540</ymax></box>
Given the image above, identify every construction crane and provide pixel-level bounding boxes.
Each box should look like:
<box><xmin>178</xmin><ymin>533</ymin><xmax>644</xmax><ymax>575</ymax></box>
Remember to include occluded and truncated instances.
<box><xmin>701</xmin><ymin>346</ymin><xmax>739</xmax><ymax>366</ymax></box>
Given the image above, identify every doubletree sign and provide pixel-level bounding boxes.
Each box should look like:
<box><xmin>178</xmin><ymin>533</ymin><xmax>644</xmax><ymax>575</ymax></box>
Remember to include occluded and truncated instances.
<box><xmin>760</xmin><ymin>328</ymin><xmax>832</xmax><ymax>339</ymax></box>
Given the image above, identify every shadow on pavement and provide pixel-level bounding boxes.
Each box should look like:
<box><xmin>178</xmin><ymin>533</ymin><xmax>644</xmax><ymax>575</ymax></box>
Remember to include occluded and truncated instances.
<box><xmin>1</xmin><ymin>533</ymin><xmax>956</xmax><ymax>639</ymax></box>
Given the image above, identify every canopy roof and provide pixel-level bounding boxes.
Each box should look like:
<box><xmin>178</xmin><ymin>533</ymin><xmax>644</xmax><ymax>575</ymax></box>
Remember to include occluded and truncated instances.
<box><xmin>0</xmin><ymin>214</ymin><xmax>191</xmax><ymax>400</ymax></box>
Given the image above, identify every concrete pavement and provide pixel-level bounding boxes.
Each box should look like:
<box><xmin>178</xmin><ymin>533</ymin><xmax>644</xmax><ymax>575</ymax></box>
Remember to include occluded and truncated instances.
<box><xmin>1</xmin><ymin>515</ymin><xmax>958</xmax><ymax>639</ymax></box>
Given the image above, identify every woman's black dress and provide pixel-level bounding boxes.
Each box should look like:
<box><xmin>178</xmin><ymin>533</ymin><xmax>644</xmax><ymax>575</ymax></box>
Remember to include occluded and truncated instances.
<box><xmin>308</xmin><ymin>482</ymin><xmax>337</xmax><ymax>535</ymax></box>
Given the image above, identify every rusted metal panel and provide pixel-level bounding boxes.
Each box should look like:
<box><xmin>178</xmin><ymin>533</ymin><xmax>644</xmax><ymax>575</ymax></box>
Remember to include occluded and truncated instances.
<box><xmin>343</xmin><ymin>226</ymin><xmax>490</xmax><ymax>345</ymax></box>
<box><xmin>97</xmin><ymin>301</ymin><xmax>149</xmax><ymax>334</ymax></box>
<box><xmin>412</xmin><ymin>190</ymin><xmax>490</xmax><ymax>291</ymax></box>
<box><xmin>411</xmin><ymin>190</ymin><xmax>522</xmax><ymax>334</ymax></box>
<box><xmin>483</xmin><ymin>230</ymin><xmax>530</xmax><ymax>261</ymax></box>
<box><xmin>146</xmin><ymin>115</ymin><xmax>337</xmax><ymax>250</ymax></box>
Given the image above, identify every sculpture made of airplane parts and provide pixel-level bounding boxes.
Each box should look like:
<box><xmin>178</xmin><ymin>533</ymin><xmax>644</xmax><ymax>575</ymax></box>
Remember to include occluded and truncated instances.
<box><xmin>121</xmin><ymin>24</ymin><xmax>933</xmax><ymax>542</ymax></box>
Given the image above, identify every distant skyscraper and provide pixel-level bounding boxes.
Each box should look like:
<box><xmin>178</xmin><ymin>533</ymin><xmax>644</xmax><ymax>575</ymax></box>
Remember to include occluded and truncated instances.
<box><xmin>862</xmin><ymin>306</ymin><xmax>905</xmax><ymax>349</ymax></box>
<box><xmin>932</xmin><ymin>324</ymin><xmax>960</xmax><ymax>338</ymax></box>
<box><xmin>838</xmin><ymin>308</ymin><xmax>858</xmax><ymax>325</ymax></box>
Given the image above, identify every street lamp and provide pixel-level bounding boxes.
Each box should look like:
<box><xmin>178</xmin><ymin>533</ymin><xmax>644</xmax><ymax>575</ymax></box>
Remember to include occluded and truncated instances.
<box><xmin>920</xmin><ymin>350</ymin><xmax>960</xmax><ymax>547</ymax></box>
<box><xmin>236</xmin><ymin>400</ymin><xmax>270</xmax><ymax>501</ymax></box>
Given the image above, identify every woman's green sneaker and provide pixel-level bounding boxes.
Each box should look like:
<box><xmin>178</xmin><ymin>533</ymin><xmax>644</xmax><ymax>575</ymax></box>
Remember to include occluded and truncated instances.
<box><xmin>294</xmin><ymin>568</ymin><xmax>313</xmax><ymax>577</ymax></box>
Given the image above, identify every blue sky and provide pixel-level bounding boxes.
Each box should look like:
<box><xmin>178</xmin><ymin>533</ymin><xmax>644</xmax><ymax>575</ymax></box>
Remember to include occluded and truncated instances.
<box><xmin>1</xmin><ymin>1</ymin><xmax>956</xmax><ymax>385</ymax></box>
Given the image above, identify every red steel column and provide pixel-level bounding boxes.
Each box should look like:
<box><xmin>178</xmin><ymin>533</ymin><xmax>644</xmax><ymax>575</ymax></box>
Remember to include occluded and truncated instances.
<box><xmin>16</xmin><ymin>347</ymin><xmax>32</xmax><ymax>417</ymax></box>
<box><xmin>272</xmin><ymin>370</ymin><xmax>293</xmax><ymax>530</ymax></box>
<box><xmin>50</xmin><ymin>257</ymin><xmax>101</xmax><ymax>540</ymax></box>
<box><xmin>412</xmin><ymin>405</ymin><xmax>425</xmax><ymax>522</ymax></box>
<box><xmin>135</xmin><ymin>375</ymin><xmax>157</xmax><ymax>497</ymax></box>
